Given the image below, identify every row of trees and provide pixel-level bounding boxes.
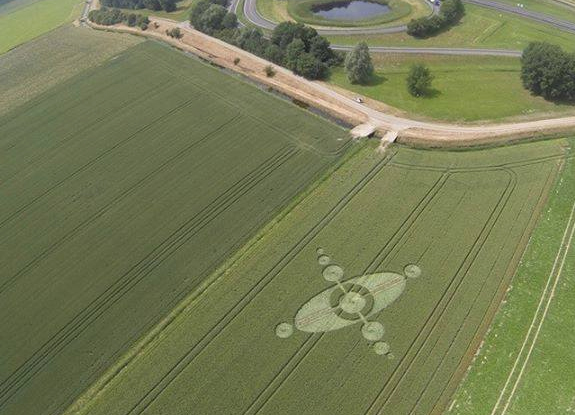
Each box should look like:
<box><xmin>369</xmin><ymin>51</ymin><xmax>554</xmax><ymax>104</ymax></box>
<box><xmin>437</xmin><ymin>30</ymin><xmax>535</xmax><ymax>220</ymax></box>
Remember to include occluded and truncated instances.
<box><xmin>522</xmin><ymin>42</ymin><xmax>575</xmax><ymax>102</ymax></box>
<box><xmin>100</xmin><ymin>0</ymin><xmax>177</xmax><ymax>12</ymax></box>
<box><xmin>190</xmin><ymin>1</ymin><xmax>341</xmax><ymax>79</ymax></box>
<box><xmin>407</xmin><ymin>0</ymin><xmax>464</xmax><ymax>38</ymax></box>
<box><xmin>88</xmin><ymin>7</ymin><xmax>150</xmax><ymax>28</ymax></box>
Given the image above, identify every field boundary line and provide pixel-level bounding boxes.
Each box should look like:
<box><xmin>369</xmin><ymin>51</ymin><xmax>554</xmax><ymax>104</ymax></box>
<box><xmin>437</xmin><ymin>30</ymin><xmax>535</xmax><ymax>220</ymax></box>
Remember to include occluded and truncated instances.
<box><xmin>123</xmin><ymin>153</ymin><xmax>396</xmax><ymax>415</ymax></box>
<box><xmin>366</xmin><ymin>168</ymin><xmax>517</xmax><ymax>414</ymax></box>
<box><xmin>243</xmin><ymin>170</ymin><xmax>451</xmax><ymax>415</ymax></box>
<box><xmin>491</xmin><ymin>186</ymin><xmax>575</xmax><ymax>415</ymax></box>
<box><xmin>0</xmin><ymin>144</ymin><xmax>299</xmax><ymax>409</ymax></box>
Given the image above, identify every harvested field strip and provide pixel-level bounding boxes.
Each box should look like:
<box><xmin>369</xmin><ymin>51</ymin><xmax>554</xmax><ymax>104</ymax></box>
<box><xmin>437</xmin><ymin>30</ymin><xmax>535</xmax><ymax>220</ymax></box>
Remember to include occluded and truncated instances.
<box><xmin>68</xmin><ymin>139</ymin><xmax>572</xmax><ymax>415</ymax></box>
<box><xmin>0</xmin><ymin>40</ymin><xmax>350</xmax><ymax>415</ymax></box>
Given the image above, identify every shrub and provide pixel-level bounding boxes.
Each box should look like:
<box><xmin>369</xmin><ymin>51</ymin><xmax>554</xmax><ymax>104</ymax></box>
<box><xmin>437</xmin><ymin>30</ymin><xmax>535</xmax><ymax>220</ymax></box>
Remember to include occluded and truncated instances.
<box><xmin>265</xmin><ymin>65</ymin><xmax>276</xmax><ymax>77</ymax></box>
<box><xmin>406</xmin><ymin>64</ymin><xmax>434</xmax><ymax>97</ymax></box>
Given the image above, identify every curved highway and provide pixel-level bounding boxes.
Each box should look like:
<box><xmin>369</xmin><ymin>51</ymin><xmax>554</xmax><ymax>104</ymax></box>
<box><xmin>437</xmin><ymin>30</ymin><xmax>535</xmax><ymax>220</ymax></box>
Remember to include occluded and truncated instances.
<box><xmin>231</xmin><ymin>0</ymin><xmax>575</xmax><ymax>54</ymax></box>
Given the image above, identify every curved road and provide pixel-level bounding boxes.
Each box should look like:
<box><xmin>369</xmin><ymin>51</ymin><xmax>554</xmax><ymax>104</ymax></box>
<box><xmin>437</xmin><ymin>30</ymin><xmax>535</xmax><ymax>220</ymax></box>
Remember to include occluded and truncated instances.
<box><xmin>232</xmin><ymin>0</ymin><xmax>575</xmax><ymax>54</ymax></box>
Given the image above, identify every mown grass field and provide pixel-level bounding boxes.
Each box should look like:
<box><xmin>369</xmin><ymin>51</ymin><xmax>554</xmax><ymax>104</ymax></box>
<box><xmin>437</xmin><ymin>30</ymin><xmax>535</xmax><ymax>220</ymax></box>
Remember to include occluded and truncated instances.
<box><xmin>63</xmin><ymin>138</ymin><xmax>571</xmax><ymax>415</ymax></box>
<box><xmin>0</xmin><ymin>40</ymin><xmax>350</xmax><ymax>415</ymax></box>
<box><xmin>327</xmin><ymin>4</ymin><xmax>575</xmax><ymax>50</ymax></box>
<box><xmin>449</xmin><ymin>148</ymin><xmax>575</xmax><ymax>415</ymax></box>
<box><xmin>492</xmin><ymin>0</ymin><xmax>575</xmax><ymax>24</ymax></box>
<box><xmin>0</xmin><ymin>0</ymin><xmax>83</xmax><ymax>55</ymax></box>
<box><xmin>0</xmin><ymin>26</ymin><xmax>142</xmax><ymax>117</ymax></box>
<box><xmin>328</xmin><ymin>54</ymin><xmax>575</xmax><ymax>122</ymax></box>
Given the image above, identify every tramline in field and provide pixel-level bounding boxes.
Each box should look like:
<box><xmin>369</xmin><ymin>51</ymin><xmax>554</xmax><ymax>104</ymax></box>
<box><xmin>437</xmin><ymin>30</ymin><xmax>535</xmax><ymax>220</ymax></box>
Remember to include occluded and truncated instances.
<box><xmin>65</xmin><ymin>138</ymin><xmax>573</xmax><ymax>415</ymax></box>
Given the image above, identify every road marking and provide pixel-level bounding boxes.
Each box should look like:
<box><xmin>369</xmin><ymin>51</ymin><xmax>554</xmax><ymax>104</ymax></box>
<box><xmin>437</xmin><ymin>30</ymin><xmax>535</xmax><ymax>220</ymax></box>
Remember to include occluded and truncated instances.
<box><xmin>491</xmin><ymin>196</ymin><xmax>575</xmax><ymax>415</ymax></box>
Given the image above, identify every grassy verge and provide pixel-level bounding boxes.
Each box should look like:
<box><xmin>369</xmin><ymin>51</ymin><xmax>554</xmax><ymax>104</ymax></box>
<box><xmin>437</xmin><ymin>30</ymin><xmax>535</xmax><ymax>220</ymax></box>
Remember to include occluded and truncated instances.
<box><xmin>448</xmin><ymin>141</ymin><xmax>575</xmax><ymax>415</ymax></box>
<box><xmin>490</xmin><ymin>0</ymin><xmax>575</xmax><ymax>24</ymax></box>
<box><xmin>327</xmin><ymin>4</ymin><xmax>575</xmax><ymax>50</ymax></box>
<box><xmin>328</xmin><ymin>54</ymin><xmax>575</xmax><ymax>122</ymax></box>
<box><xmin>0</xmin><ymin>0</ymin><xmax>83</xmax><ymax>55</ymax></box>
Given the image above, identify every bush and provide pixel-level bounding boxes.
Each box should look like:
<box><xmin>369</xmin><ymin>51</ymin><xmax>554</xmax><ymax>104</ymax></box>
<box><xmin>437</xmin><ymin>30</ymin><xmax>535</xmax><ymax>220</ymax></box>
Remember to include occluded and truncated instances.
<box><xmin>407</xmin><ymin>0</ymin><xmax>464</xmax><ymax>38</ymax></box>
<box><xmin>233</xmin><ymin>57</ymin><xmax>241</xmax><ymax>65</ymax></box>
<box><xmin>265</xmin><ymin>65</ymin><xmax>276</xmax><ymax>77</ymax></box>
<box><xmin>406</xmin><ymin>64</ymin><xmax>434</xmax><ymax>97</ymax></box>
<box><xmin>166</xmin><ymin>27</ymin><xmax>183</xmax><ymax>38</ymax></box>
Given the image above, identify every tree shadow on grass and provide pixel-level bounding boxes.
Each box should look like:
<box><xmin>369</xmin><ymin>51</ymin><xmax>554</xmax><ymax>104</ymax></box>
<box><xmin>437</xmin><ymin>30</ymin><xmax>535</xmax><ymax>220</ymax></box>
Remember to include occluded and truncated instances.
<box><xmin>421</xmin><ymin>87</ymin><xmax>441</xmax><ymax>99</ymax></box>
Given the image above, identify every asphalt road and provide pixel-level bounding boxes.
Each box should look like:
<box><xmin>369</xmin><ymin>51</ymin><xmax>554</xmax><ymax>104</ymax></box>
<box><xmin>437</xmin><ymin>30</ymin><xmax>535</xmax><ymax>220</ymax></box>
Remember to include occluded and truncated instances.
<box><xmin>231</xmin><ymin>0</ymin><xmax>575</xmax><ymax>54</ymax></box>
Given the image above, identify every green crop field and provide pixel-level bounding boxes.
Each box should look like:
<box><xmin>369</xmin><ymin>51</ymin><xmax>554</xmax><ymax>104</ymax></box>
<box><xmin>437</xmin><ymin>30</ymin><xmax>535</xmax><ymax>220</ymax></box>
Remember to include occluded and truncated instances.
<box><xmin>328</xmin><ymin>54</ymin><xmax>575</xmax><ymax>122</ymax></box>
<box><xmin>62</xmin><ymin>137</ymin><xmax>572</xmax><ymax>415</ymax></box>
<box><xmin>0</xmin><ymin>26</ymin><xmax>142</xmax><ymax>117</ymax></box>
<box><xmin>0</xmin><ymin>0</ymin><xmax>83</xmax><ymax>55</ymax></box>
<box><xmin>0</xmin><ymin>40</ymin><xmax>351</xmax><ymax>415</ymax></box>
<box><xmin>449</xmin><ymin>152</ymin><xmax>575</xmax><ymax>415</ymax></box>
<box><xmin>327</xmin><ymin>4</ymin><xmax>575</xmax><ymax>50</ymax></box>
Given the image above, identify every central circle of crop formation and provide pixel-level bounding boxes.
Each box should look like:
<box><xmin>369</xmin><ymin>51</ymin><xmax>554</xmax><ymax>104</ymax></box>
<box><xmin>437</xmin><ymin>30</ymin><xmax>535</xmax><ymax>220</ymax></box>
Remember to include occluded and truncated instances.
<box><xmin>339</xmin><ymin>292</ymin><xmax>367</xmax><ymax>313</ymax></box>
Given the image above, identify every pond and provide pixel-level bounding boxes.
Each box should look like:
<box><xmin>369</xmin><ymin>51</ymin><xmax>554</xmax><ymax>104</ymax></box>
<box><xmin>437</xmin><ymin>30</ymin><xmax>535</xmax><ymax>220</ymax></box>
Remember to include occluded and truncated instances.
<box><xmin>312</xmin><ymin>0</ymin><xmax>391</xmax><ymax>20</ymax></box>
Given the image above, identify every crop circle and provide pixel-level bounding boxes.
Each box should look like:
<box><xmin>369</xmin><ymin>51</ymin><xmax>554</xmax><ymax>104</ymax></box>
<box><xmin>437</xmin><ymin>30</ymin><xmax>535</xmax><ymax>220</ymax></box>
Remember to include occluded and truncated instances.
<box><xmin>362</xmin><ymin>321</ymin><xmax>385</xmax><ymax>341</ymax></box>
<box><xmin>373</xmin><ymin>341</ymin><xmax>390</xmax><ymax>355</ymax></box>
<box><xmin>318</xmin><ymin>255</ymin><xmax>331</xmax><ymax>266</ymax></box>
<box><xmin>404</xmin><ymin>264</ymin><xmax>421</xmax><ymax>279</ymax></box>
<box><xmin>275</xmin><ymin>322</ymin><xmax>294</xmax><ymax>338</ymax></box>
<box><xmin>323</xmin><ymin>264</ymin><xmax>344</xmax><ymax>281</ymax></box>
<box><xmin>339</xmin><ymin>292</ymin><xmax>366</xmax><ymax>313</ymax></box>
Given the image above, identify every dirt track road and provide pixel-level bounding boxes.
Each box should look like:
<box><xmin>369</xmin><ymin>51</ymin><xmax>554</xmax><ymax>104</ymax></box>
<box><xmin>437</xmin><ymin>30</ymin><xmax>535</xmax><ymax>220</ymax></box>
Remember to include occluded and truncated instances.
<box><xmin>88</xmin><ymin>18</ymin><xmax>575</xmax><ymax>146</ymax></box>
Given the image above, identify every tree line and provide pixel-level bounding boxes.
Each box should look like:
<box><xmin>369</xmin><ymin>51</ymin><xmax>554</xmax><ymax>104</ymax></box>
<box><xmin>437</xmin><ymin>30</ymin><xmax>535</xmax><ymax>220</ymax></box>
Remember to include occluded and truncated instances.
<box><xmin>88</xmin><ymin>7</ymin><xmax>150</xmax><ymax>28</ymax></box>
<box><xmin>100</xmin><ymin>0</ymin><xmax>177</xmax><ymax>13</ymax></box>
<box><xmin>522</xmin><ymin>42</ymin><xmax>575</xmax><ymax>102</ymax></box>
<box><xmin>407</xmin><ymin>0</ymin><xmax>464</xmax><ymax>38</ymax></box>
<box><xmin>190</xmin><ymin>0</ymin><xmax>341</xmax><ymax>79</ymax></box>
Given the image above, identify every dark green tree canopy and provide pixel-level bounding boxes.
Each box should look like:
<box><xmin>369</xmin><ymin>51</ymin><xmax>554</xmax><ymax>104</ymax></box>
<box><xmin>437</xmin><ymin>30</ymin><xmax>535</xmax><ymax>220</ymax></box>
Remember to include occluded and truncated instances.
<box><xmin>344</xmin><ymin>41</ymin><xmax>374</xmax><ymax>84</ymax></box>
<box><xmin>521</xmin><ymin>42</ymin><xmax>575</xmax><ymax>101</ymax></box>
<box><xmin>406</xmin><ymin>64</ymin><xmax>434</xmax><ymax>97</ymax></box>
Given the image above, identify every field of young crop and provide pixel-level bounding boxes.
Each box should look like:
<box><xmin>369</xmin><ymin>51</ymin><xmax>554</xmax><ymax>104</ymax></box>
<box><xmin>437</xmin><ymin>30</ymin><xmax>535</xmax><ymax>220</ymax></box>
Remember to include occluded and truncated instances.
<box><xmin>63</xmin><ymin>137</ymin><xmax>572</xmax><ymax>415</ymax></box>
<box><xmin>0</xmin><ymin>40</ymin><xmax>351</xmax><ymax>415</ymax></box>
<box><xmin>0</xmin><ymin>0</ymin><xmax>83</xmax><ymax>55</ymax></box>
<box><xmin>449</xmin><ymin>149</ymin><xmax>575</xmax><ymax>415</ymax></box>
<box><xmin>0</xmin><ymin>26</ymin><xmax>142</xmax><ymax>117</ymax></box>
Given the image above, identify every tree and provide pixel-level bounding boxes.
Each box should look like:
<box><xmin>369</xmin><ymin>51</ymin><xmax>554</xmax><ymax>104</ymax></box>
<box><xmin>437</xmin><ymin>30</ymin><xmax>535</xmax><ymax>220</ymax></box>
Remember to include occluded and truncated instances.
<box><xmin>521</xmin><ymin>42</ymin><xmax>572</xmax><ymax>100</ymax></box>
<box><xmin>344</xmin><ymin>42</ymin><xmax>373</xmax><ymax>84</ymax></box>
<box><xmin>235</xmin><ymin>28</ymin><xmax>268</xmax><ymax>56</ymax></box>
<box><xmin>285</xmin><ymin>38</ymin><xmax>306</xmax><ymax>71</ymax></box>
<box><xmin>166</xmin><ymin>27</ymin><xmax>183</xmax><ymax>38</ymax></box>
<box><xmin>406</xmin><ymin>64</ymin><xmax>434</xmax><ymax>97</ymax></box>
<box><xmin>221</xmin><ymin>12</ymin><xmax>237</xmax><ymax>29</ymax></box>
<box><xmin>407</xmin><ymin>0</ymin><xmax>464</xmax><ymax>38</ymax></box>
<box><xmin>295</xmin><ymin>52</ymin><xmax>326</xmax><ymax>79</ymax></box>
<box><xmin>264</xmin><ymin>44</ymin><xmax>284</xmax><ymax>65</ymax></box>
<box><xmin>199</xmin><ymin>4</ymin><xmax>227</xmax><ymax>33</ymax></box>
<box><xmin>190</xmin><ymin>0</ymin><xmax>211</xmax><ymax>27</ymax></box>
